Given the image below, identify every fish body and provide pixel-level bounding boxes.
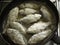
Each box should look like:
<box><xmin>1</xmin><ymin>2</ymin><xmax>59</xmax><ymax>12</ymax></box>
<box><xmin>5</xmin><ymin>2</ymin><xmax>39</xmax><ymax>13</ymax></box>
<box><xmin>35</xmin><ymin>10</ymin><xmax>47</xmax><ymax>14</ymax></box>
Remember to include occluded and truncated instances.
<box><xmin>19</xmin><ymin>8</ymin><xmax>37</xmax><ymax>15</ymax></box>
<box><xmin>10</xmin><ymin>22</ymin><xmax>26</xmax><ymax>34</ymax></box>
<box><xmin>28</xmin><ymin>30</ymin><xmax>52</xmax><ymax>44</ymax></box>
<box><xmin>19</xmin><ymin>14</ymin><xmax>41</xmax><ymax>24</ymax></box>
<box><xmin>8</xmin><ymin>7</ymin><xmax>19</xmax><ymax>22</ymax></box>
<box><xmin>27</xmin><ymin>21</ymin><xmax>51</xmax><ymax>33</ymax></box>
<box><xmin>6</xmin><ymin>28</ymin><xmax>27</xmax><ymax>45</ymax></box>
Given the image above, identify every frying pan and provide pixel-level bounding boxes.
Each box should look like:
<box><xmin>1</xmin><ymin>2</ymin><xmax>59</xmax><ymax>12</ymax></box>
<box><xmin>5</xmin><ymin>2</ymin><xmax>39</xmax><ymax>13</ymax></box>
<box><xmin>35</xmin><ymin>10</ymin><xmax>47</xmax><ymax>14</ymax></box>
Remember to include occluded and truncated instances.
<box><xmin>0</xmin><ymin>0</ymin><xmax>60</xmax><ymax>45</ymax></box>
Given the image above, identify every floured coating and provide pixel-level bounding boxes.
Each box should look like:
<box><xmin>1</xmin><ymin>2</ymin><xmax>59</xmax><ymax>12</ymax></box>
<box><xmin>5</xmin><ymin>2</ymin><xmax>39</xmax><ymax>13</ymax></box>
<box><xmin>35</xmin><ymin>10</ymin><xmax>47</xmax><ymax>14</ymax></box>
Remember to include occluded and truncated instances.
<box><xmin>6</xmin><ymin>28</ymin><xmax>27</xmax><ymax>45</ymax></box>
<box><xmin>28</xmin><ymin>30</ymin><xmax>52</xmax><ymax>44</ymax></box>
<box><xmin>10</xmin><ymin>22</ymin><xmax>26</xmax><ymax>34</ymax></box>
<box><xmin>19</xmin><ymin>14</ymin><xmax>41</xmax><ymax>24</ymax></box>
<box><xmin>19</xmin><ymin>8</ymin><xmax>37</xmax><ymax>15</ymax></box>
<box><xmin>3</xmin><ymin>1</ymin><xmax>57</xmax><ymax>45</ymax></box>
<box><xmin>8</xmin><ymin>7</ymin><xmax>19</xmax><ymax>22</ymax></box>
<box><xmin>27</xmin><ymin>21</ymin><xmax>51</xmax><ymax>33</ymax></box>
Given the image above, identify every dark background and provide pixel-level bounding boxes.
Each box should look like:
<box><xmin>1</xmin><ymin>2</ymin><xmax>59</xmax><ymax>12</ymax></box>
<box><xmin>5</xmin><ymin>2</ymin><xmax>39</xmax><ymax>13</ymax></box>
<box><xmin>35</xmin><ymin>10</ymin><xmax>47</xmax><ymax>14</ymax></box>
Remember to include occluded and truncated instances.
<box><xmin>0</xmin><ymin>0</ymin><xmax>12</xmax><ymax>45</ymax></box>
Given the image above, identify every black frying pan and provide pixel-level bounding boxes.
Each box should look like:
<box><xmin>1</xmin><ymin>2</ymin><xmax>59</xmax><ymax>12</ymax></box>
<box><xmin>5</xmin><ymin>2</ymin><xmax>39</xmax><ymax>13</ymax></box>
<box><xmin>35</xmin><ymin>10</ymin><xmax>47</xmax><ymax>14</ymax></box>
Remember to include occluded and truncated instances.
<box><xmin>0</xmin><ymin>0</ymin><xmax>60</xmax><ymax>45</ymax></box>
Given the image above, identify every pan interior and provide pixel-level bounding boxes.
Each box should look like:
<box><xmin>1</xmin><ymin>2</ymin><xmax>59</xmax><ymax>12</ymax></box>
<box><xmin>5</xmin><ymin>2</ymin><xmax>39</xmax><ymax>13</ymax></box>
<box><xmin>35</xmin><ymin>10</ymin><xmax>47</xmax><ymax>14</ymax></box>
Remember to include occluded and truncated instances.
<box><xmin>2</xmin><ymin>1</ymin><xmax>57</xmax><ymax>45</ymax></box>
